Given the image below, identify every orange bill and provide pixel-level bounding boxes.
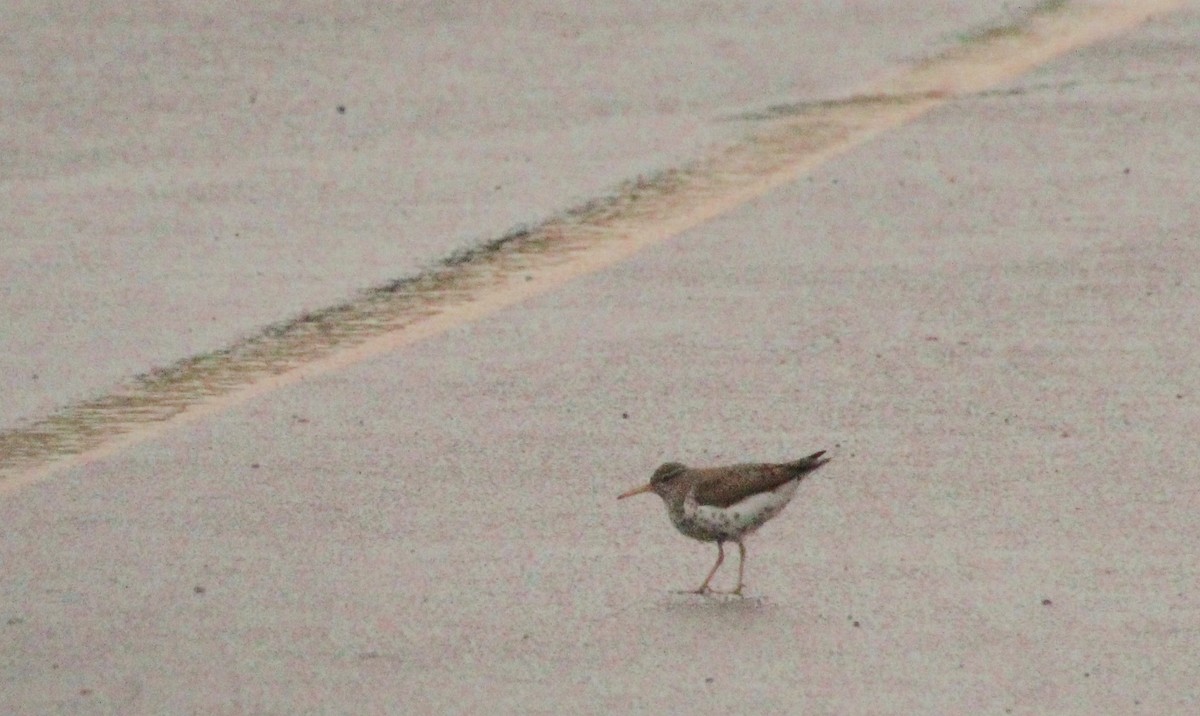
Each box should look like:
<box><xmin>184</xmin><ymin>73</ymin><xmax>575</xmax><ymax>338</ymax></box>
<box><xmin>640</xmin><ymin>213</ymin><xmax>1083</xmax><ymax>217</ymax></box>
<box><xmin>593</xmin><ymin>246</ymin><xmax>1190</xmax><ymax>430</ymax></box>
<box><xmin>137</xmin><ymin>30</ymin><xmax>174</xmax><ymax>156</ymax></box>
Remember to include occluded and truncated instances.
<box><xmin>617</xmin><ymin>483</ymin><xmax>654</xmax><ymax>500</ymax></box>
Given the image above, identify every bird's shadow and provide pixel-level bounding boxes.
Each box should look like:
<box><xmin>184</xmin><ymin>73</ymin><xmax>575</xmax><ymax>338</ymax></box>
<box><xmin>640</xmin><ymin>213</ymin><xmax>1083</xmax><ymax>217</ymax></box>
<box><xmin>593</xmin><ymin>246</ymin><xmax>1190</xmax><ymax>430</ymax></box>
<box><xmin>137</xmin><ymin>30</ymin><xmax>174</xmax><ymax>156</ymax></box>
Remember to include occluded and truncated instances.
<box><xmin>656</xmin><ymin>590</ymin><xmax>773</xmax><ymax>613</ymax></box>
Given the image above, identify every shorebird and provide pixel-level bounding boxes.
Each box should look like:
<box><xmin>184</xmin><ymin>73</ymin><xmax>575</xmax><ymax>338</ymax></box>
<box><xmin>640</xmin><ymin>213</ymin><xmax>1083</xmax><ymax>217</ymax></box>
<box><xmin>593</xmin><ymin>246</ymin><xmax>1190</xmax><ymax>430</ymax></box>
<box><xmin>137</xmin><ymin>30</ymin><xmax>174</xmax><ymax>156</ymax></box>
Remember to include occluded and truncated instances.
<box><xmin>617</xmin><ymin>450</ymin><xmax>831</xmax><ymax>595</ymax></box>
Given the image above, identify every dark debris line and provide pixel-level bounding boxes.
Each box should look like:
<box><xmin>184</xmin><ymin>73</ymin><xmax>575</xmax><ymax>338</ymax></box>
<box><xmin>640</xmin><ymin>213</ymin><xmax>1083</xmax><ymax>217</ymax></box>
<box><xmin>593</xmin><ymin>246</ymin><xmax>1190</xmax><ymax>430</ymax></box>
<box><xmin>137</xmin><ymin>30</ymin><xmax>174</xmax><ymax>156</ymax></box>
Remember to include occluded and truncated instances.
<box><xmin>0</xmin><ymin>167</ymin><xmax>713</xmax><ymax>478</ymax></box>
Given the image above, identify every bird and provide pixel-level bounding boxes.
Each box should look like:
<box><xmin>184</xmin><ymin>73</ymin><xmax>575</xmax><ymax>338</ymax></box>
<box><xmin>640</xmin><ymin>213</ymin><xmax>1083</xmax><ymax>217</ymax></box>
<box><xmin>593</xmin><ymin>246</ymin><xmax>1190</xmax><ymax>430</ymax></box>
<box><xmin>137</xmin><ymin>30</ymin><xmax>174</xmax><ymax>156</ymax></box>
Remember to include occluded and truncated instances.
<box><xmin>617</xmin><ymin>450</ymin><xmax>831</xmax><ymax>595</ymax></box>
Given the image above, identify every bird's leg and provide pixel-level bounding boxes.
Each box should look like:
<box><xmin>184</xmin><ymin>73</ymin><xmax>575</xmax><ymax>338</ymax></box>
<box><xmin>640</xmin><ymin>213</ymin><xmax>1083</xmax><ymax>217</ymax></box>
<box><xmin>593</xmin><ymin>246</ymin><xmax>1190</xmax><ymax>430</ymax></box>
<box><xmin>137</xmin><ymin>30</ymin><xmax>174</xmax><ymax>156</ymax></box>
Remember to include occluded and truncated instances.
<box><xmin>731</xmin><ymin>541</ymin><xmax>747</xmax><ymax>596</ymax></box>
<box><xmin>692</xmin><ymin>540</ymin><xmax>725</xmax><ymax>594</ymax></box>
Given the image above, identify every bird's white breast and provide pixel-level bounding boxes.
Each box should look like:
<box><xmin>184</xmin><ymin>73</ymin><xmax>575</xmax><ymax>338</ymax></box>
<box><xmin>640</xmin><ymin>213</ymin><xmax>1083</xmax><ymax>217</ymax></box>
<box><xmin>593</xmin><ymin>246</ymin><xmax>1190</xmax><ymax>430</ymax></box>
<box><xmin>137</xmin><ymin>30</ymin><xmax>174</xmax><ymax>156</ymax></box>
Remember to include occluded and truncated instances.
<box><xmin>679</xmin><ymin>479</ymin><xmax>800</xmax><ymax>540</ymax></box>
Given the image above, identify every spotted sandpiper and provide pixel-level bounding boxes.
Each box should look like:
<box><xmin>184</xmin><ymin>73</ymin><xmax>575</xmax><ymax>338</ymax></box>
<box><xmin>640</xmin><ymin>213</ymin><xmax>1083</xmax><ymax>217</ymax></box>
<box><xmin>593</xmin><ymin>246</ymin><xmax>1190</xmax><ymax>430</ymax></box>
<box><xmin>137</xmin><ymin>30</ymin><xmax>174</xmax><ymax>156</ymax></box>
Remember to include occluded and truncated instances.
<box><xmin>617</xmin><ymin>450</ymin><xmax>831</xmax><ymax>595</ymax></box>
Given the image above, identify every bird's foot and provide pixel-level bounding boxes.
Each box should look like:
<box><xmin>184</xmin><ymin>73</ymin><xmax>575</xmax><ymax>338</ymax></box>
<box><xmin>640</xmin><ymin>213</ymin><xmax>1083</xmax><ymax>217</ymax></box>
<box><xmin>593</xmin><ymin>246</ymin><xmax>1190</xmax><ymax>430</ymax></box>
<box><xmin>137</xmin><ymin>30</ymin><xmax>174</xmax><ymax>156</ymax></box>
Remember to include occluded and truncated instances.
<box><xmin>706</xmin><ymin>584</ymin><xmax>746</xmax><ymax>597</ymax></box>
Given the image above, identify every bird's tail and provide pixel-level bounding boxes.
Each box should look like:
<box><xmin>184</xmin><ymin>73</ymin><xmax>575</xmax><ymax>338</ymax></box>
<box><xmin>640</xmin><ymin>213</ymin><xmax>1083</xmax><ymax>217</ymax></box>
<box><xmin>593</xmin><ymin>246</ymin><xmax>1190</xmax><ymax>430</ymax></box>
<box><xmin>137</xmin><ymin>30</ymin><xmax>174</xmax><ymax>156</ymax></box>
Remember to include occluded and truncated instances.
<box><xmin>783</xmin><ymin>450</ymin><xmax>831</xmax><ymax>475</ymax></box>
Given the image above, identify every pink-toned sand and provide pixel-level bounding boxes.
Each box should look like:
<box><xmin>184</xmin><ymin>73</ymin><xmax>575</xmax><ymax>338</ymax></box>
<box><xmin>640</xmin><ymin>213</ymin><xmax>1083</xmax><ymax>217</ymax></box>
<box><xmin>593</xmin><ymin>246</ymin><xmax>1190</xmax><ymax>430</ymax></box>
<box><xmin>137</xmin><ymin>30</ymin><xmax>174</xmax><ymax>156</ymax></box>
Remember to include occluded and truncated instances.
<box><xmin>3</xmin><ymin>2</ymin><xmax>1199</xmax><ymax>713</ymax></box>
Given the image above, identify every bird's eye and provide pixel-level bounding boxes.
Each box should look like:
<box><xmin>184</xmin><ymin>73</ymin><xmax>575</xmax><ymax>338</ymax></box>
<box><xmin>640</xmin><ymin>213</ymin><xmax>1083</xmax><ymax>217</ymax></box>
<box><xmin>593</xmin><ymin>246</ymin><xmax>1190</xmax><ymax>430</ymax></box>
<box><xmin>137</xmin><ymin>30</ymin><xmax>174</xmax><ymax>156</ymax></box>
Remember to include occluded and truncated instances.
<box><xmin>653</xmin><ymin>463</ymin><xmax>684</xmax><ymax>484</ymax></box>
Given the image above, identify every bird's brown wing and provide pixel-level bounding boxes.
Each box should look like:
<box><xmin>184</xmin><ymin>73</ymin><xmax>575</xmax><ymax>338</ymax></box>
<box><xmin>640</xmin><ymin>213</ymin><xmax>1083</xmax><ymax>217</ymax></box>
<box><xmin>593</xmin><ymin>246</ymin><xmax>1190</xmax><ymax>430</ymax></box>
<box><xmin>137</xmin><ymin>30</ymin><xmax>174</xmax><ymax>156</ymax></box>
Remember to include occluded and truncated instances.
<box><xmin>692</xmin><ymin>451</ymin><xmax>830</xmax><ymax>508</ymax></box>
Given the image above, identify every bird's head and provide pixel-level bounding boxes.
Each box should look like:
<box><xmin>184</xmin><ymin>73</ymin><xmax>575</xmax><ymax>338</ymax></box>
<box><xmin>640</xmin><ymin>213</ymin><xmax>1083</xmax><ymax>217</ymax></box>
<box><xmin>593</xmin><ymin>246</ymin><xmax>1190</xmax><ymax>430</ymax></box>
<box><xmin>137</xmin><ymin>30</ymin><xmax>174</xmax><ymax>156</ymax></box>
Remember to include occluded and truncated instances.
<box><xmin>617</xmin><ymin>462</ymin><xmax>688</xmax><ymax>500</ymax></box>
